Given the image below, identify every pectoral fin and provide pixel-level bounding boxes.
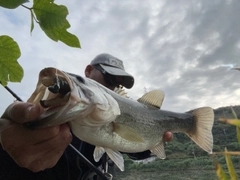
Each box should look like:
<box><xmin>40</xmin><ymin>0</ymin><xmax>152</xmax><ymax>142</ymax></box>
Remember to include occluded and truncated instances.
<box><xmin>150</xmin><ymin>142</ymin><xmax>166</xmax><ymax>159</ymax></box>
<box><xmin>113</xmin><ymin>122</ymin><xmax>144</xmax><ymax>143</ymax></box>
<box><xmin>105</xmin><ymin>148</ymin><xmax>124</xmax><ymax>171</ymax></box>
<box><xmin>93</xmin><ymin>146</ymin><xmax>106</xmax><ymax>162</ymax></box>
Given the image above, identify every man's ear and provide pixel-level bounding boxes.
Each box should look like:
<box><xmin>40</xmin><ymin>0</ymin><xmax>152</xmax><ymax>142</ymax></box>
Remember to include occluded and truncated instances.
<box><xmin>85</xmin><ymin>65</ymin><xmax>94</xmax><ymax>77</ymax></box>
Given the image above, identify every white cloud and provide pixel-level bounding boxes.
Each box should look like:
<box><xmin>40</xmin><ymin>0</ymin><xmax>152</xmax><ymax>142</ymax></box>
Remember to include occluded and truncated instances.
<box><xmin>0</xmin><ymin>86</ymin><xmax>16</xmax><ymax>115</ymax></box>
<box><xmin>1</xmin><ymin>0</ymin><xmax>240</xmax><ymax>115</ymax></box>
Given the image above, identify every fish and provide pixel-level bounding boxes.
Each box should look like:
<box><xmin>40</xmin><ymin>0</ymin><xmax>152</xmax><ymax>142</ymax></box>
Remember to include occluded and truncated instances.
<box><xmin>26</xmin><ymin>67</ymin><xmax>214</xmax><ymax>171</ymax></box>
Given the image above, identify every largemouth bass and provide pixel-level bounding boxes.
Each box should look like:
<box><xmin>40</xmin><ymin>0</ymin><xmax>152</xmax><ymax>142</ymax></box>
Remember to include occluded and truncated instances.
<box><xmin>27</xmin><ymin>67</ymin><xmax>214</xmax><ymax>171</ymax></box>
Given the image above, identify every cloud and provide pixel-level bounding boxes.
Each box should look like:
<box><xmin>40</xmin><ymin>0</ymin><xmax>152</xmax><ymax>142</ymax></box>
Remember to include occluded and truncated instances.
<box><xmin>1</xmin><ymin>0</ymin><xmax>240</xmax><ymax>115</ymax></box>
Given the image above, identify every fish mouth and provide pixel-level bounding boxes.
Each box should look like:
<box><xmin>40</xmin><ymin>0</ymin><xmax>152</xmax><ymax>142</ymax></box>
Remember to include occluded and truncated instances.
<box><xmin>25</xmin><ymin>73</ymin><xmax>72</xmax><ymax>128</ymax></box>
<box><xmin>39</xmin><ymin>75</ymin><xmax>71</xmax><ymax>109</ymax></box>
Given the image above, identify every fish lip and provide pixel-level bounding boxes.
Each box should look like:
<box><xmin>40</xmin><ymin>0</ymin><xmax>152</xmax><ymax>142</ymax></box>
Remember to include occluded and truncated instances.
<box><xmin>39</xmin><ymin>93</ymin><xmax>70</xmax><ymax>109</ymax></box>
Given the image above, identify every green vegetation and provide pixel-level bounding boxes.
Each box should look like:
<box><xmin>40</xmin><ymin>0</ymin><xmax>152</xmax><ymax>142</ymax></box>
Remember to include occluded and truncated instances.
<box><xmin>0</xmin><ymin>0</ymin><xmax>80</xmax><ymax>86</ymax></box>
<box><xmin>114</xmin><ymin>106</ymin><xmax>240</xmax><ymax>180</ymax></box>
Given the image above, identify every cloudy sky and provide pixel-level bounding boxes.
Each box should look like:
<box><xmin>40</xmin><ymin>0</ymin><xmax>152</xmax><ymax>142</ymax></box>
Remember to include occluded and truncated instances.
<box><xmin>0</xmin><ymin>0</ymin><xmax>240</xmax><ymax>115</ymax></box>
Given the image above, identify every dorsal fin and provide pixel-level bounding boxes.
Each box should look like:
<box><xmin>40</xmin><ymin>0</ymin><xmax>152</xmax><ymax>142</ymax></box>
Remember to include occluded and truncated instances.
<box><xmin>137</xmin><ymin>90</ymin><xmax>165</xmax><ymax>109</ymax></box>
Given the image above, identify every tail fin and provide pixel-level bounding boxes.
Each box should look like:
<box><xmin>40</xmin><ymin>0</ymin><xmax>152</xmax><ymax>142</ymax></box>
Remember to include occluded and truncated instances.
<box><xmin>187</xmin><ymin>107</ymin><xmax>214</xmax><ymax>153</ymax></box>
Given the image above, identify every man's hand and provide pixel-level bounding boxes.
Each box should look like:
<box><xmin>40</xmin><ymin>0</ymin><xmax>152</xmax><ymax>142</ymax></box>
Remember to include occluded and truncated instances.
<box><xmin>0</xmin><ymin>102</ymin><xmax>72</xmax><ymax>172</ymax></box>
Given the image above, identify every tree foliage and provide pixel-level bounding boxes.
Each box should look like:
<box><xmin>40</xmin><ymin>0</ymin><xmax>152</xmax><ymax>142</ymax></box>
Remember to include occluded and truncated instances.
<box><xmin>32</xmin><ymin>0</ymin><xmax>80</xmax><ymax>47</ymax></box>
<box><xmin>0</xmin><ymin>0</ymin><xmax>28</xmax><ymax>9</ymax></box>
<box><xmin>0</xmin><ymin>0</ymin><xmax>80</xmax><ymax>86</ymax></box>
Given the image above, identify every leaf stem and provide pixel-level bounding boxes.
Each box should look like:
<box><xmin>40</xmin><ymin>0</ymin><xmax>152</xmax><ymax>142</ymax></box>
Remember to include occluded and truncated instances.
<box><xmin>30</xmin><ymin>9</ymin><xmax>39</xmax><ymax>23</ymax></box>
<box><xmin>21</xmin><ymin>4</ymin><xmax>31</xmax><ymax>10</ymax></box>
<box><xmin>20</xmin><ymin>4</ymin><xmax>39</xmax><ymax>23</ymax></box>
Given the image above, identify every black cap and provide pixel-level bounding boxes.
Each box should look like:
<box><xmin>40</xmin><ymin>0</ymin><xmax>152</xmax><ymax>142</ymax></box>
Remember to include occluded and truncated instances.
<box><xmin>91</xmin><ymin>53</ymin><xmax>134</xmax><ymax>88</ymax></box>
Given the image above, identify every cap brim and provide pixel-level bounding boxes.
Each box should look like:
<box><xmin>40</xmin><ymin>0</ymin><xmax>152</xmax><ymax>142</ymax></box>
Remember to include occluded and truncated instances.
<box><xmin>100</xmin><ymin>64</ymin><xmax>134</xmax><ymax>89</ymax></box>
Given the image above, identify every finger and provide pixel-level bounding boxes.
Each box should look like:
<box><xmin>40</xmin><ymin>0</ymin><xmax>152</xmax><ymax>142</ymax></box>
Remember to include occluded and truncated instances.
<box><xmin>24</xmin><ymin>126</ymin><xmax>63</xmax><ymax>145</ymax></box>
<box><xmin>28</xmin><ymin>124</ymin><xmax>72</xmax><ymax>172</ymax></box>
<box><xmin>1</xmin><ymin>124</ymin><xmax>67</xmax><ymax>150</ymax></box>
<box><xmin>163</xmin><ymin>131</ymin><xmax>173</xmax><ymax>142</ymax></box>
<box><xmin>28</xmin><ymin>148</ymin><xmax>65</xmax><ymax>172</ymax></box>
<box><xmin>33</xmin><ymin>123</ymin><xmax>72</xmax><ymax>148</ymax></box>
<box><xmin>0</xmin><ymin>118</ymin><xmax>11</xmax><ymax>131</ymax></box>
<box><xmin>1</xmin><ymin>102</ymin><xmax>43</xmax><ymax>123</ymax></box>
<box><xmin>12</xmin><ymin>123</ymin><xmax>72</xmax><ymax>172</ymax></box>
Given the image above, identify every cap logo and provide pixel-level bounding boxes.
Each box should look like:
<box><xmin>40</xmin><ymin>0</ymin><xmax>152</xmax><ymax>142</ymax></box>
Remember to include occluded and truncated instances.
<box><xmin>108</xmin><ymin>57</ymin><xmax>124</xmax><ymax>70</ymax></box>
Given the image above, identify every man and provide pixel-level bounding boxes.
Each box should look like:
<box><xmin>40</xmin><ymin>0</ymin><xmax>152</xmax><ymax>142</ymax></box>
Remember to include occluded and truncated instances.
<box><xmin>0</xmin><ymin>53</ymin><xmax>173</xmax><ymax>179</ymax></box>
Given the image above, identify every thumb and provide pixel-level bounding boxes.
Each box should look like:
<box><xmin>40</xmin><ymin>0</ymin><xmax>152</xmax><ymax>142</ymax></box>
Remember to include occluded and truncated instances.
<box><xmin>1</xmin><ymin>102</ymin><xmax>43</xmax><ymax>124</ymax></box>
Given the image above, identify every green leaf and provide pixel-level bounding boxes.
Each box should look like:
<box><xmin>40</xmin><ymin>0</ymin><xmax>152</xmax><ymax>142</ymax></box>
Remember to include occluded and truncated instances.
<box><xmin>44</xmin><ymin>27</ymin><xmax>81</xmax><ymax>48</ymax></box>
<box><xmin>213</xmin><ymin>151</ymin><xmax>240</xmax><ymax>156</ymax></box>
<box><xmin>33</xmin><ymin>0</ymin><xmax>69</xmax><ymax>29</ymax></box>
<box><xmin>229</xmin><ymin>107</ymin><xmax>240</xmax><ymax>143</ymax></box>
<box><xmin>215</xmin><ymin>161</ymin><xmax>228</xmax><ymax>180</ymax></box>
<box><xmin>225</xmin><ymin>148</ymin><xmax>238</xmax><ymax>180</ymax></box>
<box><xmin>33</xmin><ymin>0</ymin><xmax>80</xmax><ymax>48</ymax></box>
<box><xmin>30</xmin><ymin>10</ymin><xmax>35</xmax><ymax>33</ymax></box>
<box><xmin>0</xmin><ymin>35</ymin><xmax>23</xmax><ymax>86</ymax></box>
<box><xmin>237</xmin><ymin>126</ymin><xmax>240</xmax><ymax>143</ymax></box>
<box><xmin>231</xmin><ymin>107</ymin><xmax>238</xmax><ymax>119</ymax></box>
<box><xmin>219</xmin><ymin>118</ymin><xmax>240</xmax><ymax>127</ymax></box>
<box><xmin>0</xmin><ymin>0</ymin><xmax>29</xmax><ymax>9</ymax></box>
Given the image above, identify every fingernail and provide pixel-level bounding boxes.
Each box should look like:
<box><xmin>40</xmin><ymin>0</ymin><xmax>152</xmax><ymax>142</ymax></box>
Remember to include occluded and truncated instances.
<box><xmin>25</xmin><ymin>105</ymin><xmax>35</xmax><ymax>120</ymax></box>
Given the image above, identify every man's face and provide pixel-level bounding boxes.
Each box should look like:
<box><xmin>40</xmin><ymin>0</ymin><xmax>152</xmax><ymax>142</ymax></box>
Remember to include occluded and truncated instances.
<box><xmin>87</xmin><ymin>67</ymin><xmax>116</xmax><ymax>90</ymax></box>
